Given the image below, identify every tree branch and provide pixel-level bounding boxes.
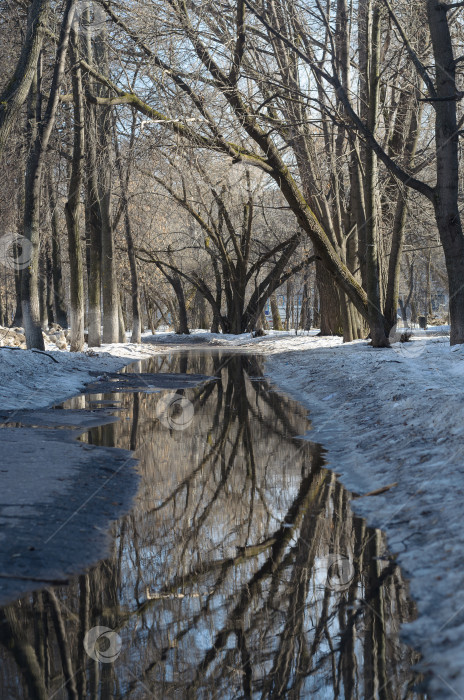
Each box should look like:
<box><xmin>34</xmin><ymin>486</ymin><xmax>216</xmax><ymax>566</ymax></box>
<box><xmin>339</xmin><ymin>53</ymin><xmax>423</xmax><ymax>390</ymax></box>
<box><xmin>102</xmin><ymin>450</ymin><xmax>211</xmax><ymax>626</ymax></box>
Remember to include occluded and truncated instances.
<box><xmin>242</xmin><ymin>0</ymin><xmax>435</xmax><ymax>201</ymax></box>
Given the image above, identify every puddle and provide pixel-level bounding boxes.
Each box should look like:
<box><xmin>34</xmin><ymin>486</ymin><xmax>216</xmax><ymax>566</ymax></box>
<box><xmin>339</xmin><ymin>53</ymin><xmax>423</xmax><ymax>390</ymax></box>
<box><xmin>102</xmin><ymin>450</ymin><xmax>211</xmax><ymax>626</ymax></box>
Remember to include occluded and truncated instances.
<box><xmin>0</xmin><ymin>351</ymin><xmax>427</xmax><ymax>698</ymax></box>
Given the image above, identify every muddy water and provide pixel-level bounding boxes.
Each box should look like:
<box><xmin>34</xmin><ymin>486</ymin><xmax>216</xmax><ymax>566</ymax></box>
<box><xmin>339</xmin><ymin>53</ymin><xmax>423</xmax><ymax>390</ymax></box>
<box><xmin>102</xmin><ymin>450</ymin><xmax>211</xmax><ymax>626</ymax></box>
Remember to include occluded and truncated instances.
<box><xmin>0</xmin><ymin>352</ymin><xmax>426</xmax><ymax>698</ymax></box>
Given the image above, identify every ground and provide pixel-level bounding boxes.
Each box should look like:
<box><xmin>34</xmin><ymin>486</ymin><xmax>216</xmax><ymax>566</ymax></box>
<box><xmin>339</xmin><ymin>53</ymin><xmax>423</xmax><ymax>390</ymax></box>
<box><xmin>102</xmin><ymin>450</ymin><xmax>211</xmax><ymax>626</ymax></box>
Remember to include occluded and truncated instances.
<box><xmin>0</xmin><ymin>327</ymin><xmax>462</xmax><ymax>698</ymax></box>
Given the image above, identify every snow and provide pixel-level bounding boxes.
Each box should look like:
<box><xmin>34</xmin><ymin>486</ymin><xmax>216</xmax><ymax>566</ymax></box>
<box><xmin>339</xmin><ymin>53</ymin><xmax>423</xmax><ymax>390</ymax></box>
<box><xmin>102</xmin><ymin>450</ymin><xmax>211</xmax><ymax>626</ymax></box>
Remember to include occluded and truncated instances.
<box><xmin>0</xmin><ymin>327</ymin><xmax>462</xmax><ymax>696</ymax></box>
<box><xmin>0</xmin><ymin>342</ymin><xmax>156</xmax><ymax>410</ymax></box>
<box><xmin>0</xmin><ymin>329</ymin><xmax>312</xmax><ymax>410</ymax></box>
<box><xmin>141</xmin><ymin>328</ymin><xmax>317</xmax><ymax>345</ymax></box>
<box><xmin>263</xmin><ymin>331</ymin><xmax>464</xmax><ymax>699</ymax></box>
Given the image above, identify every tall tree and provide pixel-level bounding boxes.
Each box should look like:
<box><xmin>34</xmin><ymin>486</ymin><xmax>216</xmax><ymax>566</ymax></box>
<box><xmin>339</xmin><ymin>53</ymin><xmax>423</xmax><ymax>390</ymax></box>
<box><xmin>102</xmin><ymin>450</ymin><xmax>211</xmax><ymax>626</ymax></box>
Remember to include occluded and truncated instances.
<box><xmin>64</xmin><ymin>27</ymin><xmax>85</xmax><ymax>351</ymax></box>
<box><xmin>113</xmin><ymin>113</ymin><xmax>142</xmax><ymax>343</ymax></box>
<box><xmin>21</xmin><ymin>0</ymin><xmax>77</xmax><ymax>349</ymax></box>
<box><xmin>94</xmin><ymin>33</ymin><xmax>118</xmax><ymax>344</ymax></box>
<box><xmin>83</xmin><ymin>7</ymin><xmax>103</xmax><ymax>347</ymax></box>
<box><xmin>48</xmin><ymin>177</ymin><xmax>68</xmax><ymax>328</ymax></box>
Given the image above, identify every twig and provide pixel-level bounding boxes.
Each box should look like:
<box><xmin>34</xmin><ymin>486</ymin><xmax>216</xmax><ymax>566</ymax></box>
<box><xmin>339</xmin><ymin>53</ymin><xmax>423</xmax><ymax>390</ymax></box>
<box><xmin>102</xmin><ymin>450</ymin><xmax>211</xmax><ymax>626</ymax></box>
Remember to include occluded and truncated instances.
<box><xmin>31</xmin><ymin>349</ymin><xmax>59</xmax><ymax>363</ymax></box>
<box><xmin>0</xmin><ymin>347</ymin><xmax>60</xmax><ymax>363</ymax></box>
<box><xmin>0</xmin><ymin>573</ymin><xmax>69</xmax><ymax>584</ymax></box>
<box><xmin>354</xmin><ymin>482</ymin><xmax>398</xmax><ymax>498</ymax></box>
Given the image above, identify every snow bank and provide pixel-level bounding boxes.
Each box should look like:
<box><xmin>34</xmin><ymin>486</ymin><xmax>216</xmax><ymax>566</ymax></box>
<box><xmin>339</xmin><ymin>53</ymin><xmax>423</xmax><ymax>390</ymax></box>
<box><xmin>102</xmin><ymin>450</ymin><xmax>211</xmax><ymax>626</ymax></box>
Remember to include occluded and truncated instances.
<box><xmin>0</xmin><ymin>342</ymin><xmax>156</xmax><ymax>410</ymax></box>
<box><xmin>264</xmin><ymin>333</ymin><xmax>464</xmax><ymax>699</ymax></box>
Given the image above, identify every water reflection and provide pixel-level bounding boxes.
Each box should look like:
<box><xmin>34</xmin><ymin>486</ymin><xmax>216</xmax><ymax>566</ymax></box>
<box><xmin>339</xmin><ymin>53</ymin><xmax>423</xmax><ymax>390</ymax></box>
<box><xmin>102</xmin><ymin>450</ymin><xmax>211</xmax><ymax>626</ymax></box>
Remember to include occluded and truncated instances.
<box><xmin>0</xmin><ymin>353</ymin><xmax>426</xmax><ymax>699</ymax></box>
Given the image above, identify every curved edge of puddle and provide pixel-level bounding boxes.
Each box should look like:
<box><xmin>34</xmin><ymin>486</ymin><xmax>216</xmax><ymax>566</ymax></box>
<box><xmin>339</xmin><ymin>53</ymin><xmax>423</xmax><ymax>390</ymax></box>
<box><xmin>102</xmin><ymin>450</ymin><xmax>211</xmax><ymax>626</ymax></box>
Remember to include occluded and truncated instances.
<box><xmin>263</xmin><ymin>353</ymin><xmax>437</xmax><ymax>696</ymax></box>
<box><xmin>0</xmin><ymin>360</ymin><xmax>217</xmax><ymax>607</ymax></box>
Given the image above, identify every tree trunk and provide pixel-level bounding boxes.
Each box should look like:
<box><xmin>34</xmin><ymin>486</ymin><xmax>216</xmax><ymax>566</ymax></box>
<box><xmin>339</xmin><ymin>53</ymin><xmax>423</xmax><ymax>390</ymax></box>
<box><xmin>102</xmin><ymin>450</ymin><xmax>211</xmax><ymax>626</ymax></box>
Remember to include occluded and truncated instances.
<box><xmin>49</xmin><ymin>182</ymin><xmax>68</xmax><ymax>328</ymax></box>
<box><xmin>299</xmin><ymin>273</ymin><xmax>311</xmax><ymax>331</ymax></box>
<box><xmin>411</xmin><ymin>298</ymin><xmax>418</xmax><ymax>326</ymax></box>
<box><xmin>12</xmin><ymin>262</ymin><xmax>22</xmax><ymax>327</ymax></box>
<box><xmin>158</xmin><ymin>264</ymin><xmax>190</xmax><ymax>335</ymax></box>
<box><xmin>114</xmin><ymin>114</ymin><xmax>142</xmax><ymax>343</ymax></box>
<box><xmin>257</xmin><ymin>310</ymin><xmax>268</xmax><ymax>331</ymax></box>
<box><xmin>39</xmin><ymin>252</ymin><xmax>47</xmax><ymax>328</ymax></box>
<box><xmin>144</xmin><ymin>287</ymin><xmax>157</xmax><ymax>333</ymax></box>
<box><xmin>195</xmin><ymin>291</ymin><xmax>209</xmax><ymax>329</ymax></box>
<box><xmin>285</xmin><ymin>279</ymin><xmax>293</xmax><ymax>330</ymax></box>
<box><xmin>317</xmin><ymin>262</ymin><xmax>343</xmax><ymax>336</ymax></box>
<box><xmin>94</xmin><ymin>33</ymin><xmax>118</xmax><ymax>343</ymax></box>
<box><xmin>21</xmin><ymin>64</ymin><xmax>44</xmax><ymax>350</ymax></box>
<box><xmin>229</xmin><ymin>287</ymin><xmax>245</xmax><ymax>334</ymax></box>
<box><xmin>313</xmin><ymin>284</ymin><xmax>320</xmax><ymax>328</ymax></box>
<box><xmin>211</xmin><ymin>313</ymin><xmax>220</xmax><ymax>333</ymax></box>
<box><xmin>398</xmin><ymin>298</ymin><xmax>408</xmax><ymax>327</ymax></box>
<box><xmin>100</xmin><ymin>191</ymin><xmax>118</xmax><ymax>342</ymax></box>
<box><xmin>118</xmin><ymin>294</ymin><xmax>126</xmax><ymax>342</ymax></box>
<box><xmin>64</xmin><ymin>28</ymin><xmax>85</xmax><ymax>352</ymax></box>
<box><xmin>365</xmin><ymin>2</ymin><xmax>388</xmax><ymax>347</ymax></box>
<box><xmin>426</xmin><ymin>251</ymin><xmax>433</xmax><ymax>317</ymax></box>
<box><xmin>172</xmin><ymin>277</ymin><xmax>190</xmax><ymax>334</ymax></box>
<box><xmin>270</xmin><ymin>292</ymin><xmax>282</xmax><ymax>330</ymax></box>
<box><xmin>403</xmin><ymin>256</ymin><xmax>415</xmax><ymax>327</ymax></box>
<box><xmin>383</xmin><ymin>87</ymin><xmax>422</xmax><ymax>333</ymax></box>
<box><xmin>427</xmin><ymin>0</ymin><xmax>464</xmax><ymax>345</ymax></box>
<box><xmin>21</xmin><ymin>0</ymin><xmax>77</xmax><ymax>349</ymax></box>
<box><xmin>125</xmin><ymin>209</ymin><xmax>142</xmax><ymax>343</ymax></box>
<box><xmin>83</xmin><ymin>21</ymin><xmax>102</xmax><ymax>346</ymax></box>
<box><xmin>12</xmin><ymin>164</ymin><xmax>25</xmax><ymax>327</ymax></box>
<box><xmin>45</xmin><ymin>245</ymin><xmax>54</xmax><ymax>326</ymax></box>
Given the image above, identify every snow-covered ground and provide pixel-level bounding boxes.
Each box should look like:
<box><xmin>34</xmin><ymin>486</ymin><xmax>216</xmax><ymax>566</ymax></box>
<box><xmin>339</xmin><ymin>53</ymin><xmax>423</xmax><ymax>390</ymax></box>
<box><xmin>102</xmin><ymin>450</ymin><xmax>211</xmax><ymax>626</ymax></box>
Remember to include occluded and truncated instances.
<box><xmin>0</xmin><ymin>341</ymin><xmax>160</xmax><ymax>410</ymax></box>
<box><xmin>264</xmin><ymin>331</ymin><xmax>464</xmax><ymax>700</ymax></box>
<box><xmin>1</xmin><ymin>327</ymin><xmax>463</xmax><ymax>697</ymax></box>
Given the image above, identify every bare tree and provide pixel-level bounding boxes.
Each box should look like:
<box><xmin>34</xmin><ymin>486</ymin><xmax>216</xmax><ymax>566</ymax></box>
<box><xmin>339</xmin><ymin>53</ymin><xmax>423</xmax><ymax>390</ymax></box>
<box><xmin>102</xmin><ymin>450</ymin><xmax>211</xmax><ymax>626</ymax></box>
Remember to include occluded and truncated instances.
<box><xmin>64</xmin><ymin>27</ymin><xmax>85</xmax><ymax>351</ymax></box>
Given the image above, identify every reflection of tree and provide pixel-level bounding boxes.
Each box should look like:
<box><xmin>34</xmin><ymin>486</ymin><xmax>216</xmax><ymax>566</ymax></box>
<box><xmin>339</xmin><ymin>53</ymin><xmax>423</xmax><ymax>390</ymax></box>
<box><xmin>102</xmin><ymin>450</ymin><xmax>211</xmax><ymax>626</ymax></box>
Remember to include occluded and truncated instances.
<box><xmin>0</xmin><ymin>601</ymin><xmax>48</xmax><ymax>699</ymax></box>
<box><xmin>0</xmin><ymin>354</ymin><xmax>425</xmax><ymax>699</ymax></box>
